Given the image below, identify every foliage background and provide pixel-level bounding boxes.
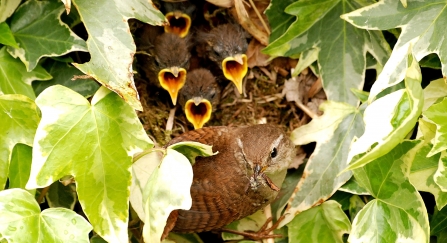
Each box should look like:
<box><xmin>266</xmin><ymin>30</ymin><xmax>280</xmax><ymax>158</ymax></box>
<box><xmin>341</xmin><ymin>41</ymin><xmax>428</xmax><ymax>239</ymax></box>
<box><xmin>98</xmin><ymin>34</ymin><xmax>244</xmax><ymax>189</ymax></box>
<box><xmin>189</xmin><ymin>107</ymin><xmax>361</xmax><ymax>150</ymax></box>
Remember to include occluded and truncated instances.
<box><xmin>1</xmin><ymin>0</ymin><xmax>447</xmax><ymax>243</ymax></box>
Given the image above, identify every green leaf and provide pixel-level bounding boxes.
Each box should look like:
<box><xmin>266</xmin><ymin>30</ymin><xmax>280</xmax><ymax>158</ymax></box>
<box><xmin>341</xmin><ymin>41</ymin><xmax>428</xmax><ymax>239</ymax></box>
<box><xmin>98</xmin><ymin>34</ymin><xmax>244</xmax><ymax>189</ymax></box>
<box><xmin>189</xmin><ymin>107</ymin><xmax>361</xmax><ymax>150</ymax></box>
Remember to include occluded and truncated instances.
<box><xmin>347</xmin><ymin>52</ymin><xmax>423</xmax><ymax>170</ymax></box>
<box><xmin>350</xmin><ymin>140</ymin><xmax>429</xmax><ymax>242</ymax></box>
<box><xmin>0</xmin><ymin>47</ymin><xmax>52</xmax><ymax>99</ymax></box>
<box><xmin>0</xmin><ymin>188</ymin><xmax>92</xmax><ymax>242</ymax></box>
<box><xmin>265</xmin><ymin>0</ymin><xmax>296</xmax><ymax>42</ymax></box>
<box><xmin>71</xmin><ymin>0</ymin><xmax>165</xmax><ymax>111</ymax></box>
<box><xmin>423</xmin><ymin>97</ymin><xmax>447</xmax><ymax>156</ymax></box>
<box><xmin>26</xmin><ymin>85</ymin><xmax>153</xmax><ymax>242</ymax></box>
<box><xmin>167</xmin><ymin>141</ymin><xmax>216</xmax><ymax>165</ymax></box>
<box><xmin>288</xmin><ymin>200</ymin><xmax>351</xmax><ymax>243</ymax></box>
<box><xmin>45</xmin><ymin>182</ymin><xmax>77</xmax><ymax>210</ymax></box>
<box><xmin>130</xmin><ymin>150</ymin><xmax>163</xmax><ymax>222</ymax></box>
<box><xmin>350</xmin><ymin>89</ymin><xmax>369</xmax><ymax>103</ymax></box>
<box><xmin>33</xmin><ymin>59</ymin><xmax>100</xmax><ymax>98</ymax></box>
<box><xmin>292</xmin><ymin>48</ymin><xmax>319</xmax><ymax>77</ymax></box>
<box><xmin>409</xmin><ymin>142</ymin><xmax>447</xmax><ymax>210</ymax></box>
<box><xmin>434</xmin><ymin>151</ymin><xmax>447</xmax><ymax>192</ymax></box>
<box><xmin>8</xmin><ymin>144</ymin><xmax>32</xmax><ymax>190</ymax></box>
<box><xmin>0</xmin><ymin>22</ymin><xmax>19</xmax><ymax>48</ymax></box>
<box><xmin>222</xmin><ymin>210</ymin><xmax>267</xmax><ymax>241</ymax></box>
<box><xmin>0</xmin><ymin>0</ymin><xmax>20</xmax><ymax>22</ymax></box>
<box><xmin>281</xmin><ymin>101</ymin><xmax>363</xmax><ymax>227</ymax></box>
<box><xmin>0</xmin><ymin>94</ymin><xmax>40</xmax><ymax>190</ymax></box>
<box><xmin>423</xmin><ymin>78</ymin><xmax>447</xmax><ymax>112</ymax></box>
<box><xmin>339</xmin><ymin>177</ymin><xmax>369</xmax><ymax>195</ymax></box>
<box><xmin>264</xmin><ymin>0</ymin><xmax>390</xmax><ymax>106</ymax></box>
<box><xmin>7</xmin><ymin>0</ymin><xmax>87</xmax><ymax>71</ymax></box>
<box><xmin>431</xmin><ymin>206</ymin><xmax>447</xmax><ymax>237</ymax></box>
<box><xmin>342</xmin><ymin>0</ymin><xmax>447</xmax><ymax>102</ymax></box>
<box><xmin>348</xmin><ymin>195</ymin><xmax>365</xmax><ymax>222</ymax></box>
<box><xmin>271</xmin><ymin>168</ymin><xmax>303</xmax><ymax>220</ymax></box>
<box><xmin>143</xmin><ymin>149</ymin><xmax>193</xmax><ymax>243</ymax></box>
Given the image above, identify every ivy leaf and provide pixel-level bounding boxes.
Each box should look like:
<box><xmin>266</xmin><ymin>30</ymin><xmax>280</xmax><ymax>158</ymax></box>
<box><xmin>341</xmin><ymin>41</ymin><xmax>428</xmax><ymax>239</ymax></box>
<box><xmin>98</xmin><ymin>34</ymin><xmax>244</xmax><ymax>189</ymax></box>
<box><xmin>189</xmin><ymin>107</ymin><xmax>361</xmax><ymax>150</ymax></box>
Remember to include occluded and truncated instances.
<box><xmin>350</xmin><ymin>140</ymin><xmax>429</xmax><ymax>242</ymax></box>
<box><xmin>264</xmin><ymin>0</ymin><xmax>296</xmax><ymax>42</ymax></box>
<box><xmin>72</xmin><ymin>0</ymin><xmax>165</xmax><ymax>111</ymax></box>
<box><xmin>409</xmin><ymin>142</ymin><xmax>447</xmax><ymax>210</ymax></box>
<box><xmin>8</xmin><ymin>144</ymin><xmax>33</xmax><ymax>191</ymax></box>
<box><xmin>167</xmin><ymin>141</ymin><xmax>216</xmax><ymax>165</ymax></box>
<box><xmin>423</xmin><ymin>98</ymin><xmax>447</xmax><ymax>156</ymax></box>
<box><xmin>0</xmin><ymin>22</ymin><xmax>19</xmax><ymax>48</ymax></box>
<box><xmin>0</xmin><ymin>94</ymin><xmax>40</xmax><ymax>190</ymax></box>
<box><xmin>222</xmin><ymin>210</ymin><xmax>267</xmax><ymax>241</ymax></box>
<box><xmin>45</xmin><ymin>182</ymin><xmax>77</xmax><ymax>210</ymax></box>
<box><xmin>264</xmin><ymin>0</ymin><xmax>390</xmax><ymax>106</ymax></box>
<box><xmin>7</xmin><ymin>0</ymin><xmax>87</xmax><ymax>71</ymax></box>
<box><xmin>288</xmin><ymin>200</ymin><xmax>351</xmax><ymax>243</ymax></box>
<box><xmin>280</xmin><ymin>101</ymin><xmax>364</xmax><ymax>227</ymax></box>
<box><xmin>342</xmin><ymin>0</ymin><xmax>447</xmax><ymax>102</ymax></box>
<box><xmin>431</xmin><ymin>206</ymin><xmax>447</xmax><ymax>237</ymax></box>
<box><xmin>422</xmin><ymin>78</ymin><xmax>447</xmax><ymax>112</ymax></box>
<box><xmin>165</xmin><ymin>233</ymin><xmax>204</xmax><ymax>243</ymax></box>
<box><xmin>143</xmin><ymin>149</ymin><xmax>193</xmax><ymax>243</ymax></box>
<box><xmin>33</xmin><ymin>59</ymin><xmax>100</xmax><ymax>98</ymax></box>
<box><xmin>26</xmin><ymin>85</ymin><xmax>153</xmax><ymax>242</ymax></box>
<box><xmin>0</xmin><ymin>0</ymin><xmax>20</xmax><ymax>22</ymax></box>
<box><xmin>0</xmin><ymin>188</ymin><xmax>92</xmax><ymax>242</ymax></box>
<box><xmin>347</xmin><ymin>52</ymin><xmax>423</xmax><ymax>170</ymax></box>
<box><xmin>0</xmin><ymin>47</ymin><xmax>52</xmax><ymax>99</ymax></box>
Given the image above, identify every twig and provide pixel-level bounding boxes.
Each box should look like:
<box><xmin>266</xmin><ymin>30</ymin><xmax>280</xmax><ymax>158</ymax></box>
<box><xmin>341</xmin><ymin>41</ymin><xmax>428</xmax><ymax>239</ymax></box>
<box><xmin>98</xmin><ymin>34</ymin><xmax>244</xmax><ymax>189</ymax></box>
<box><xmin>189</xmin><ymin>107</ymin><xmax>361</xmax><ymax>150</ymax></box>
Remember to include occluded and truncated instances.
<box><xmin>166</xmin><ymin>107</ymin><xmax>176</xmax><ymax>131</ymax></box>
<box><xmin>248</xmin><ymin>0</ymin><xmax>271</xmax><ymax>35</ymax></box>
<box><xmin>37</xmin><ymin>186</ymin><xmax>50</xmax><ymax>204</ymax></box>
<box><xmin>263</xmin><ymin>205</ymin><xmax>274</xmax><ymax>243</ymax></box>
<box><xmin>295</xmin><ymin>101</ymin><xmax>317</xmax><ymax>119</ymax></box>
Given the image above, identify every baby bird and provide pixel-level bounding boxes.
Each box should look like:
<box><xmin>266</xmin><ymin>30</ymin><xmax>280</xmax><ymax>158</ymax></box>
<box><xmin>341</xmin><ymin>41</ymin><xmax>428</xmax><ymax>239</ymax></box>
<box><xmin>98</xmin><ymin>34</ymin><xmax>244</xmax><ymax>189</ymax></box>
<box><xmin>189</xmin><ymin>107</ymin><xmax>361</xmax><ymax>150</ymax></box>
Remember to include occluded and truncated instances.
<box><xmin>178</xmin><ymin>68</ymin><xmax>220</xmax><ymax>129</ymax></box>
<box><xmin>197</xmin><ymin>23</ymin><xmax>248</xmax><ymax>94</ymax></box>
<box><xmin>162</xmin><ymin>0</ymin><xmax>196</xmax><ymax>38</ymax></box>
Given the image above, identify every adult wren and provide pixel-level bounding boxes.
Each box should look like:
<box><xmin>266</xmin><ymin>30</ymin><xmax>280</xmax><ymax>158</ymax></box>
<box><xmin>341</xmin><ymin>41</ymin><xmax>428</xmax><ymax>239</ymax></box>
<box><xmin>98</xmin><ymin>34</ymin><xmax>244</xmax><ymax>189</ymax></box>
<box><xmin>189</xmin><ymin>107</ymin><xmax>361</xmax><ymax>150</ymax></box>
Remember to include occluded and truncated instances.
<box><xmin>162</xmin><ymin>124</ymin><xmax>295</xmax><ymax>238</ymax></box>
<box><xmin>178</xmin><ymin>68</ymin><xmax>220</xmax><ymax>129</ymax></box>
<box><xmin>197</xmin><ymin>23</ymin><xmax>249</xmax><ymax>94</ymax></box>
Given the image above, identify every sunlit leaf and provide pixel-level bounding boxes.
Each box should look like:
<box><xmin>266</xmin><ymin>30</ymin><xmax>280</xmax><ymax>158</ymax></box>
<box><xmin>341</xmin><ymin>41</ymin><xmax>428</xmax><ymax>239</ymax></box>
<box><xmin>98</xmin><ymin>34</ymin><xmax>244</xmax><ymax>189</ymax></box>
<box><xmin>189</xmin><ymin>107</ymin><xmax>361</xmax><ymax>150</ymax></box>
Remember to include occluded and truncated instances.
<box><xmin>423</xmin><ymin>78</ymin><xmax>447</xmax><ymax>112</ymax></box>
<box><xmin>71</xmin><ymin>0</ymin><xmax>165</xmax><ymax>110</ymax></box>
<box><xmin>0</xmin><ymin>94</ymin><xmax>40</xmax><ymax>189</ymax></box>
<box><xmin>350</xmin><ymin>140</ymin><xmax>429</xmax><ymax>242</ymax></box>
<box><xmin>348</xmin><ymin>195</ymin><xmax>365</xmax><ymax>221</ymax></box>
<box><xmin>26</xmin><ymin>85</ymin><xmax>153</xmax><ymax>242</ymax></box>
<box><xmin>7</xmin><ymin>0</ymin><xmax>87</xmax><ymax>71</ymax></box>
<box><xmin>423</xmin><ymin>97</ymin><xmax>447</xmax><ymax>156</ymax></box>
<box><xmin>264</xmin><ymin>0</ymin><xmax>390</xmax><ymax>106</ymax></box>
<box><xmin>0</xmin><ymin>47</ymin><xmax>52</xmax><ymax>99</ymax></box>
<box><xmin>0</xmin><ymin>188</ymin><xmax>92</xmax><ymax>242</ymax></box>
<box><xmin>281</xmin><ymin>101</ymin><xmax>363</xmax><ymax>227</ymax></box>
<box><xmin>143</xmin><ymin>149</ymin><xmax>193</xmax><ymax>243</ymax></box>
<box><xmin>167</xmin><ymin>141</ymin><xmax>216</xmax><ymax>165</ymax></box>
<box><xmin>347</xmin><ymin>52</ymin><xmax>423</xmax><ymax>170</ymax></box>
<box><xmin>0</xmin><ymin>0</ymin><xmax>20</xmax><ymax>22</ymax></box>
<box><xmin>222</xmin><ymin>210</ymin><xmax>267</xmax><ymax>241</ymax></box>
<box><xmin>342</xmin><ymin>0</ymin><xmax>447</xmax><ymax>102</ymax></box>
<box><xmin>288</xmin><ymin>200</ymin><xmax>351</xmax><ymax>243</ymax></box>
<box><xmin>165</xmin><ymin>233</ymin><xmax>204</xmax><ymax>243</ymax></box>
<box><xmin>409</xmin><ymin>142</ymin><xmax>447</xmax><ymax>210</ymax></box>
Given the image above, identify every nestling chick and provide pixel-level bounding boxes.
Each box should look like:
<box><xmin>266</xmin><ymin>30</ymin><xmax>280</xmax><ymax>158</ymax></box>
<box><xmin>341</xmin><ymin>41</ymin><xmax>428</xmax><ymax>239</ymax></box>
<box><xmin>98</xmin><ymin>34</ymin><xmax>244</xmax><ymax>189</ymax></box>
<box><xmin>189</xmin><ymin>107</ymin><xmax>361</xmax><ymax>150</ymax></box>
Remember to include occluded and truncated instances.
<box><xmin>162</xmin><ymin>0</ymin><xmax>196</xmax><ymax>38</ymax></box>
<box><xmin>145</xmin><ymin>32</ymin><xmax>191</xmax><ymax>105</ymax></box>
<box><xmin>197</xmin><ymin>23</ymin><xmax>249</xmax><ymax>94</ymax></box>
<box><xmin>178</xmin><ymin>68</ymin><xmax>220</xmax><ymax>129</ymax></box>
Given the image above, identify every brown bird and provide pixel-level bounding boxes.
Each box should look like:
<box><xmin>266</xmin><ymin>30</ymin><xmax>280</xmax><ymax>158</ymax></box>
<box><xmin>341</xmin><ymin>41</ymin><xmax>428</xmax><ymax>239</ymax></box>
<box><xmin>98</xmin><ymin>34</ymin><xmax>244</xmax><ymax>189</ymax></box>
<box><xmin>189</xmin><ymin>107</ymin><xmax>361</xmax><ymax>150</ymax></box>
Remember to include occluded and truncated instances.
<box><xmin>178</xmin><ymin>68</ymin><xmax>220</xmax><ymax>129</ymax></box>
<box><xmin>143</xmin><ymin>32</ymin><xmax>191</xmax><ymax>105</ymax></box>
<box><xmin>162</xmin><ymin>124</ymin><xmax>295</xmax><ymax>239</ymax></box>
<box><xmin>162</xmin><ymin>0</ymin><xmax>196</xmax><ymax>38</ymax></box>
<box><xmin>197</xmin><ymin>23</ymin><xmax>249</xmax><ymax>94</ymax></box>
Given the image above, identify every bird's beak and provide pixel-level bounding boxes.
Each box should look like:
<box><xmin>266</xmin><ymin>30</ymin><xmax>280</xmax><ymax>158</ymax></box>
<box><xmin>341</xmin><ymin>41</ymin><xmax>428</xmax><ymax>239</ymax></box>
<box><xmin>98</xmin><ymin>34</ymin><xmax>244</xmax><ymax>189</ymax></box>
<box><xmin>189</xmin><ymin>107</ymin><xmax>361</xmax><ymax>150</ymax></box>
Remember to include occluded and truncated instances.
<box><xmin>222</xmin><ymin>54</ymin><xmax>248</xmax><ymax>94</ymax></box>
<box><xmin>253</xmin><ymin>164</ymin><xmax>262</xmax><ymax>178</ymax></box>
<box><xmin>185</xmin><ymin>98</ymin><xmax>213</xmax><ymax>129</ymax></box>
<box><xmin>164</xmin><ymin>11</ymin><xmax>192</xmax><ymax>38</ymax></box>
<box><xmin>158</xmin><ymin>67</ymin><xmax>187</xmax><ymax>105</ymax></box>
<box><xmin>185</xmin><ymin>97</ymin><xmax>213</xmax><ymax>129</ymax></box>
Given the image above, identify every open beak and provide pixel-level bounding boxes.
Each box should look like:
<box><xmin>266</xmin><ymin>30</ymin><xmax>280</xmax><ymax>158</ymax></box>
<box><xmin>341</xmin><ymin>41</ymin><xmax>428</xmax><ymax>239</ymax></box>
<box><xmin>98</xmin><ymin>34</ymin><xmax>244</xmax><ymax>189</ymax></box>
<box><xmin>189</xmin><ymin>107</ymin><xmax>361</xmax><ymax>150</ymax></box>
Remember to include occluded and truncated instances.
<box><xmin>222</xmin><ymin>54</ymin><xmax>248</xmax><ymax>94</ymax></box>
<box><xmin>158</xmin><ymin>67</ymin><xmax>187</xmax><ymax>105</ymax></box>
<box><xmin>164</xmin><ymin>11</ymin><xmax>192</xmax><ymax>38</ymax></box>
<box><xmin>184</xmin><ymin>98</ymin><xmax>213</xmax><ymax>129</ymax></box>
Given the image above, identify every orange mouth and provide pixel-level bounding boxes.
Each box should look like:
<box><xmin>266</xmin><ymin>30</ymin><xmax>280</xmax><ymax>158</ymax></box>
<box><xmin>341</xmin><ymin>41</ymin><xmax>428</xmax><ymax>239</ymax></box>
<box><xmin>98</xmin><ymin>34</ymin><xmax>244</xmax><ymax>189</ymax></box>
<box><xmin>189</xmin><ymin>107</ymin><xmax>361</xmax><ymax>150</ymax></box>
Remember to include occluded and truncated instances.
<box><xmin>158</xmin><ymin>67</ymin><xmax>187</xmax><ymax>105</ymax></box>
<box><xmin>184</xmin><ymin>98</ymin><xmax>212</xmax><ymax>129</ymax></box>
<box><xmin>164</xmin><ymin>12</ymin><xmax>192</xmax><ymax>38</ymax></box>
<box><xmin>222</xmin><ymin>54</ymin><xmax>248</xmax><ymax>94</ymax></box>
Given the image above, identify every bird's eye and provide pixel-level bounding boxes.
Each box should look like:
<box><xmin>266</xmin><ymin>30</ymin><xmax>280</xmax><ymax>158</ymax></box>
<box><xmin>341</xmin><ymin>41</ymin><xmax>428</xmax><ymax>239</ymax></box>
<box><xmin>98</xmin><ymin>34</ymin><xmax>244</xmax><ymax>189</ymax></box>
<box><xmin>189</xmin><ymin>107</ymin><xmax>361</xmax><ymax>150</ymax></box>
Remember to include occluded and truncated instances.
<box><xmin>271</xmin><ymin>147</ymin><xmax>277</xmax><ymax>158</ymax></box>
